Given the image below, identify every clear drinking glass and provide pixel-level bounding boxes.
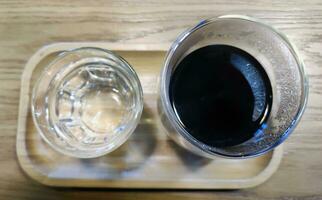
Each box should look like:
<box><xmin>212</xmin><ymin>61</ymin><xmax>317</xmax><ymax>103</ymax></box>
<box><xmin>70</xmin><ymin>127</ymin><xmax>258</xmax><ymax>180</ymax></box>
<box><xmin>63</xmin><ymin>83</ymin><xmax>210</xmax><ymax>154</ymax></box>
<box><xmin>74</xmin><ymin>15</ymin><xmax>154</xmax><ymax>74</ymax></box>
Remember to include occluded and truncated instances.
<box><xmin>159</xmin><ymin>15</ymin><xmax>308</xmax><ymax>158</ymax></box>
<box><xmin>32</xmin><ymin>47</ymin><xmax>143</xmax><ymax>158</ymax></box>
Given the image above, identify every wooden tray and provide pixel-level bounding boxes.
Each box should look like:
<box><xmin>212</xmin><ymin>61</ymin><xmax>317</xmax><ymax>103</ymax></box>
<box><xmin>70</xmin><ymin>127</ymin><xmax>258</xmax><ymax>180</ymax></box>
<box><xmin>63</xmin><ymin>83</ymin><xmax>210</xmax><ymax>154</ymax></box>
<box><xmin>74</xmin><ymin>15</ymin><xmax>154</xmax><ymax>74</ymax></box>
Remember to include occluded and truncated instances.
<box><xmin>16</xmin><ymin>42</ymin><xmax>283</xmax><ymax>189</ymax></box>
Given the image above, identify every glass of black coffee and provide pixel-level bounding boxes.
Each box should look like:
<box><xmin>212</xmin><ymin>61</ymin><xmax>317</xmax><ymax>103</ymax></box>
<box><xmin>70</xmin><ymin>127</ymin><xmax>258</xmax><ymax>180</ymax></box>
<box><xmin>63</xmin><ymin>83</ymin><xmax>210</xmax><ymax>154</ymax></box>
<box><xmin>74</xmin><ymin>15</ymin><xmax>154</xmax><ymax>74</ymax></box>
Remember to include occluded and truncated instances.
<box><xmin>159</xmin><ymin>15</ymin><xmax>308</xmax><ymax>158</ymax></box>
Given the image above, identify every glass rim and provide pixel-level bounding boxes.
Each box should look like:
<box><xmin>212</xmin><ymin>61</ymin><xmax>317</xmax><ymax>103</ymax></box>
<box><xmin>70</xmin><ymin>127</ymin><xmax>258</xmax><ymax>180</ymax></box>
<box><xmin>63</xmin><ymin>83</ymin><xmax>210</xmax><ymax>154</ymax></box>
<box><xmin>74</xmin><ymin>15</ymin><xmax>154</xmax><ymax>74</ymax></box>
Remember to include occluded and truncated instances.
<box><xmin>160</xmin><ymin>15</ymin><xmax>309</xmax><ymax>158</ymax></box>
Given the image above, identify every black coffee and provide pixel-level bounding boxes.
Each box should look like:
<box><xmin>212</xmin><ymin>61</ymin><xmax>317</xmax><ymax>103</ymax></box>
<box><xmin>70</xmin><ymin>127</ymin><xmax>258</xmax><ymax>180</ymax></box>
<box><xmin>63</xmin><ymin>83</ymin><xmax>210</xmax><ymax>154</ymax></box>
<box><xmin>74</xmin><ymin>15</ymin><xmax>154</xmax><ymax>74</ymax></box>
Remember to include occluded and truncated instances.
<box><xmin>170</xmin><ymin>45</ymin><xmax>272</xmax><ymax>147</ymax></box>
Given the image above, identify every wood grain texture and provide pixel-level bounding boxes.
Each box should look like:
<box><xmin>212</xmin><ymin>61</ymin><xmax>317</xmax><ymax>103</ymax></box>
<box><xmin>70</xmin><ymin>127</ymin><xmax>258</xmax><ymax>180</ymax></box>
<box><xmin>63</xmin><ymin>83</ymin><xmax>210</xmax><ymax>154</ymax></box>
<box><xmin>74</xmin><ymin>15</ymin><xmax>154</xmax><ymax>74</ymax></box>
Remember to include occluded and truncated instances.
<box><xmin>0</xmin><ymin>0</ymin><xmax>322</xmax><ymax>199</ymax></box>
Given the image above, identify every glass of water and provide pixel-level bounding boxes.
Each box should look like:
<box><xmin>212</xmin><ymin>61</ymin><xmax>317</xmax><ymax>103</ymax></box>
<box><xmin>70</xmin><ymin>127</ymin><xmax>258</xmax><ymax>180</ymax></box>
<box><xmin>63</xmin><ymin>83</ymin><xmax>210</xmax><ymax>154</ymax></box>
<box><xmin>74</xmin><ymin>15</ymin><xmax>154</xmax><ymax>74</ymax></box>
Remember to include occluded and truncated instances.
<box><xmin>32</xmin><ymin>47</ymin><xmax>143</xmax><ymax>158</ymax></box>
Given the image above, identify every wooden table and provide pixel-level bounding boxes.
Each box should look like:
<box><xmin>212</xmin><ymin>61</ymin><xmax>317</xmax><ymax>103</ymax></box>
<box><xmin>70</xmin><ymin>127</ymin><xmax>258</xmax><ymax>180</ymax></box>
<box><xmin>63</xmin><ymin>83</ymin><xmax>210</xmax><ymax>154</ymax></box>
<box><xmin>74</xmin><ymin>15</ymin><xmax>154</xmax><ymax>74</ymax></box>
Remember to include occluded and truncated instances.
<box><xmin>0</xmin><ymin>0</ymin><xmax>321</xmax><ymax>199</ymax></box>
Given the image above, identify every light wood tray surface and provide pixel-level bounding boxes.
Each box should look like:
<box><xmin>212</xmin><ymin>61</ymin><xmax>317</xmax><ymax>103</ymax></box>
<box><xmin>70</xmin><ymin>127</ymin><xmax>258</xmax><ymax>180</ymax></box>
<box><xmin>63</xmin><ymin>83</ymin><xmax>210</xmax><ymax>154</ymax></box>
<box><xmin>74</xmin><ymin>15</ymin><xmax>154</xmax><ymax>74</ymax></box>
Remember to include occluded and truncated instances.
<box><xmin>16</xmin><ymin>43</ymin><xmax>283</xmax><ymax>189</ymax></box>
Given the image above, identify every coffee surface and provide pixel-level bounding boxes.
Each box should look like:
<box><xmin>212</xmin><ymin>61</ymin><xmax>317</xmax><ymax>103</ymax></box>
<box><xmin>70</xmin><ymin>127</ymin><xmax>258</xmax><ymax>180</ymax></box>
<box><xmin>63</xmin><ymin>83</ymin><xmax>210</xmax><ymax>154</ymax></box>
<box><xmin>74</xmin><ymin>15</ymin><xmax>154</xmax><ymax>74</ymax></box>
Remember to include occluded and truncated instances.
<box><xmin>170</xmin><ymin>45</ymin><xmax>272</xmax><ymax>147</ymax></box>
